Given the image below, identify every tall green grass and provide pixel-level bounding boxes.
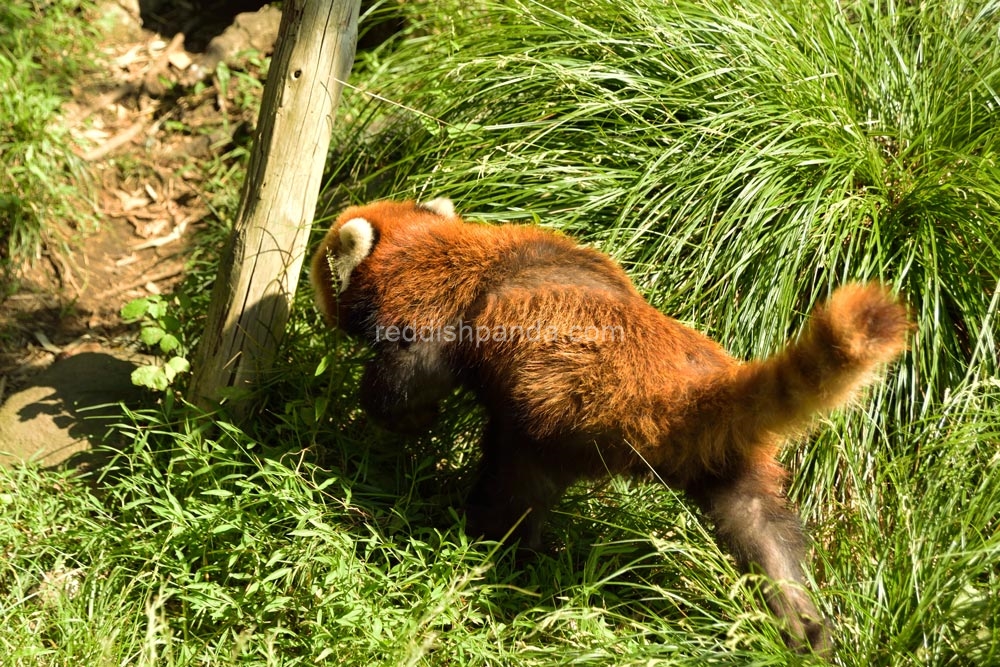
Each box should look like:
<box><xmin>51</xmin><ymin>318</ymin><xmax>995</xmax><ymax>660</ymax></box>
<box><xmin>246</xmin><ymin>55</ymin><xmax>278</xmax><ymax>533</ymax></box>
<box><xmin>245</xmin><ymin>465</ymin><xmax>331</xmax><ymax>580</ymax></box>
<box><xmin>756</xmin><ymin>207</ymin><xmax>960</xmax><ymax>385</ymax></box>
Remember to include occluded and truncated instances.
<box><xmin>1</xmin><ymin>0</ymin><xmax>997</xmax><ymax>664</ymax></box>
<box><xmin>333</xmin><ymin>0</ymin><xmax>998</xmax><ymax>407</ymax></box>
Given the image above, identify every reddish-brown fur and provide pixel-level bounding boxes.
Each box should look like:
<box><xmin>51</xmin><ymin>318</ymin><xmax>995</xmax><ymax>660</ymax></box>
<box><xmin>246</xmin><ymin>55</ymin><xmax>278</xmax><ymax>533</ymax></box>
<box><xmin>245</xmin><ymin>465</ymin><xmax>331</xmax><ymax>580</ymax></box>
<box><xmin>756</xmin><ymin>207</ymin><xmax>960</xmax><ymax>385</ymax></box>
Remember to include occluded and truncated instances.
<box><xmin>311</xmin><ymin>199</ymin><xmax>910</xmax><ymax>656</ymax></box>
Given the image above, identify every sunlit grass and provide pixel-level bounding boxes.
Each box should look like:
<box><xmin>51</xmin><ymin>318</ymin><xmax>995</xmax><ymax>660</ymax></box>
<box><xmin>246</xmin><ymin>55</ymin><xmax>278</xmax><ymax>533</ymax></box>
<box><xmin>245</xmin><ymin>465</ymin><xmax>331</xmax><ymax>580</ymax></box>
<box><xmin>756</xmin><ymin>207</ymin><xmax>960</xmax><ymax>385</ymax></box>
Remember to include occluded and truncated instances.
<box><xmin>1</xmin><ymin>0</ymin><xmax>997</xmax><ymax>664</ymax></box>
<box><xmin>0</xmin><ymin>0</ymin><xmax>99</xmax><ymax>285</ymax></box>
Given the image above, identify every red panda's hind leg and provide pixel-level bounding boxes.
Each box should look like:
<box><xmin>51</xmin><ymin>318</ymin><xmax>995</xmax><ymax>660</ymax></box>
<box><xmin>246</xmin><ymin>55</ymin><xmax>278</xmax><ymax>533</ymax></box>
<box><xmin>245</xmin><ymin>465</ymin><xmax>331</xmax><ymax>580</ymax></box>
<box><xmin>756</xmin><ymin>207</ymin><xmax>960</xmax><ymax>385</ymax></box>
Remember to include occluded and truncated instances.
<box><xmin>691</xmin><ymin>464</ymin><xmax>833</xmax><ymax>657</ymax></box>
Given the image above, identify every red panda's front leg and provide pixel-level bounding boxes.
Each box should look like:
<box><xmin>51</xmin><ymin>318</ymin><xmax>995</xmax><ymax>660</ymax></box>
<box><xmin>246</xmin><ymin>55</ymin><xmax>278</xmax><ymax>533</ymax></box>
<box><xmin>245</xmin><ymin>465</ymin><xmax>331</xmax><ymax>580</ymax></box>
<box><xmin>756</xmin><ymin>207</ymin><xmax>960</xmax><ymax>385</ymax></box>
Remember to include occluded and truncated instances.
<box><xmin>465</xmin><ymin>421</ymin><xmax>577</xmax><ymax>551</ymax></box>
<box><xmin>359</xmin><ymin>341</ymin><xmax>457</xmax><ymax>435</ymax></box>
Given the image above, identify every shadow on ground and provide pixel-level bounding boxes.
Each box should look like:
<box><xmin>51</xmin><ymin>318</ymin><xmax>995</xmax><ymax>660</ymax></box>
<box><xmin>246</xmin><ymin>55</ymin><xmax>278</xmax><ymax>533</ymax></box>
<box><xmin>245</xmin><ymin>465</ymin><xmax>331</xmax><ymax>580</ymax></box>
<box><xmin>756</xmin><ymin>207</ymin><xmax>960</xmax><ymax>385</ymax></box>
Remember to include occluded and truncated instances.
<box><xmin>0</xmin><ymin>351</ymin><xmax>152</xmax><ymax>472</ymax></box>
<box><xmin>138</xmin><ymin>0</ymin><xmax>271</xmax><ymax>52</ymax></box>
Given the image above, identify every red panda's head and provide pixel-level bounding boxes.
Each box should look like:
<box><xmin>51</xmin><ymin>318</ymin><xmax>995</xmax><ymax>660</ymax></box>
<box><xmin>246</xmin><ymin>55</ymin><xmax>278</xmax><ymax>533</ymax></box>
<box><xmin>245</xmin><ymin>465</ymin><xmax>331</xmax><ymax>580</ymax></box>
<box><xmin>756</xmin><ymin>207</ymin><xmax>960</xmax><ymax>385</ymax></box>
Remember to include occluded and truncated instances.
<box><xmin>309</xmin><ymin>197</ymin><xmax>458</xmax><ymax>329</ymax></box>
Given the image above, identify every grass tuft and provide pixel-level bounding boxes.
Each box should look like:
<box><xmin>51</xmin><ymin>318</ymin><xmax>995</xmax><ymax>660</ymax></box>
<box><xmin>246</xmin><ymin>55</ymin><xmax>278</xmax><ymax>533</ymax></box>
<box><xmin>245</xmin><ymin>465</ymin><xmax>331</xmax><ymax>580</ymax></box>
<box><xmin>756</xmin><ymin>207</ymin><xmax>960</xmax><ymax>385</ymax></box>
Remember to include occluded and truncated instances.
<box><xmin>0</xmin><ymin>0</ymin><xmax>100</xmax><ymax>284</ymax></box>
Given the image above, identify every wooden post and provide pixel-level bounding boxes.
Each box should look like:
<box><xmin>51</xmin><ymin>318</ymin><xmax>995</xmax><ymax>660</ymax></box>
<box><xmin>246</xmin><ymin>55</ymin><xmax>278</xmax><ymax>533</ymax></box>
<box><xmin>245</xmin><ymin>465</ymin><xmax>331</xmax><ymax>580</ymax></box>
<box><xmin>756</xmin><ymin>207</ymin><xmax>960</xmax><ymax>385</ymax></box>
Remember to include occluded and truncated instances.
<box><xmin>188</xmin><ymin>0</ymin><xmax>360</xmax><ymax>414</ymax></box>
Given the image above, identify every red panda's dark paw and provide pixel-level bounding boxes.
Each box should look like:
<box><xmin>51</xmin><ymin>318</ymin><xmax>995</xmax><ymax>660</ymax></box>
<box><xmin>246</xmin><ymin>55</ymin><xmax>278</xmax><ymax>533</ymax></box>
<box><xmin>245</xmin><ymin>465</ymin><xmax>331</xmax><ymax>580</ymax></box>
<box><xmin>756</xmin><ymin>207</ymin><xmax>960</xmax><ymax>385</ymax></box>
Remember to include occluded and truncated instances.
<box><xmin>367</xmin><ymin>404</ymin><xmax>440</xmax><ymax>436</ymax></box>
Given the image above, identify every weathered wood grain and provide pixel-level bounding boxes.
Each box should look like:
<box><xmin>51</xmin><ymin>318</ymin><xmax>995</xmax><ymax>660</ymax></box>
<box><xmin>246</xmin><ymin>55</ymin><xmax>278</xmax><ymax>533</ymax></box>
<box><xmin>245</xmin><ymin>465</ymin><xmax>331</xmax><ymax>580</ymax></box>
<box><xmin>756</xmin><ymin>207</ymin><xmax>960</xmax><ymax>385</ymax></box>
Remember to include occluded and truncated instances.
<box><xmin>189</xmin><ymin>0</ymin><xmax>360</xmax><ymax>414</ymax></box>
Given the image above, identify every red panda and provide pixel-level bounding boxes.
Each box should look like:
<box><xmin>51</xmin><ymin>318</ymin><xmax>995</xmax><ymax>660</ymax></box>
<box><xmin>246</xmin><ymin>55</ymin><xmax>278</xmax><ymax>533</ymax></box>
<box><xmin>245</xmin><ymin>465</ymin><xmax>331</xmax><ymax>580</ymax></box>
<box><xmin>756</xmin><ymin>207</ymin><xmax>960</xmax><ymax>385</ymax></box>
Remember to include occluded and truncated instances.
<box><xmin>310</xmin><ymin>197</ymin><xmax>910</xmax><ymax>656</ymax></box>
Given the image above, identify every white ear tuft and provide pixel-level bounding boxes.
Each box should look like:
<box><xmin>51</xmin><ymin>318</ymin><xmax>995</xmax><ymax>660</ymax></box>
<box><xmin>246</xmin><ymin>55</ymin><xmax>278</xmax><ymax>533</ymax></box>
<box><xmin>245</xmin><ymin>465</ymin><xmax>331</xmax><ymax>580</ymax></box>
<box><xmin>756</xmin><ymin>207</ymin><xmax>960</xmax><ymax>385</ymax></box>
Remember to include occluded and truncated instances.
<box><xmin>420</xmin><ymin>197</ymin><xmax>456</xmax><ymax>218</ymax></box>
<box><xmin>335</xmin><ymin>217</ymin><xmax>374</xmax><ymax>293</ymax></box>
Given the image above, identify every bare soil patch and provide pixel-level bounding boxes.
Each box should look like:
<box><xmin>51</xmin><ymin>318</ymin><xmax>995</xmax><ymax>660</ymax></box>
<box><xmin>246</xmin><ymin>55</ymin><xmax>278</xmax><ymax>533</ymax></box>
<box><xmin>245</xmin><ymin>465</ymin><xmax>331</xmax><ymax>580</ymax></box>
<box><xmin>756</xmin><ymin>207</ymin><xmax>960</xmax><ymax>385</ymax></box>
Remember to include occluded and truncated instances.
<box><xmin>0</xmin><ymin>0</ymin><xmax>278</xmax><ymax>401</ymax></box>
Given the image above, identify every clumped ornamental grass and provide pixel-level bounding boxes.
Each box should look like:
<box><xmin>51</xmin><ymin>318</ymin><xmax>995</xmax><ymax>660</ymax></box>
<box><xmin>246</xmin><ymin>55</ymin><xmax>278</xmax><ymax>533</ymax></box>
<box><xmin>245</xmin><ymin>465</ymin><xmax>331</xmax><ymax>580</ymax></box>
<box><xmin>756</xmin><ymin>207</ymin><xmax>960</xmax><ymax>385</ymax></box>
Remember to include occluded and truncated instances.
<box><xmin>326</xmin><ymin>0</ymin><xmax>1000</xmax><ymax>659</ymax></box>
<box><xmin>1</xmin><ymin>0</ymin><xmax>998</xmax><ymax>664</ymax></box>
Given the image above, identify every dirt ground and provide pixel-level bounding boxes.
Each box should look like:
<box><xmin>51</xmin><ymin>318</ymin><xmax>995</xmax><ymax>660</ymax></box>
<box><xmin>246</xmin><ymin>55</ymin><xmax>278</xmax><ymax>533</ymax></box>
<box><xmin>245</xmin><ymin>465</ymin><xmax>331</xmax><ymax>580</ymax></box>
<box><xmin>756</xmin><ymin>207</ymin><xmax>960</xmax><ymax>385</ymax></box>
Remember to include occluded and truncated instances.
<box><xmin>0</xmin><ymin>0</ymin><xmax>281</xmax><ymax>401</ymax></box>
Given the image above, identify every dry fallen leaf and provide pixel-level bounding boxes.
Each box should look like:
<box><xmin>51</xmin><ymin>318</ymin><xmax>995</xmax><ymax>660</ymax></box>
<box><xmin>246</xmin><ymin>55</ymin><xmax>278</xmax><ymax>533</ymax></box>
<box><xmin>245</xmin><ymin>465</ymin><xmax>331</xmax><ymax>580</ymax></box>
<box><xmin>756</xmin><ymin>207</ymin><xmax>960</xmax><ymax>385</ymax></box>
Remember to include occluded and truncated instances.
<box><xmin>116</xmin><ymin>189</ymin><xmax>150</xmax><ymax>212</ymax></box>
<box><xmin>168</xmin><ymin>50</ymin><xmax>193</xmax><ymax>71</ymax></box>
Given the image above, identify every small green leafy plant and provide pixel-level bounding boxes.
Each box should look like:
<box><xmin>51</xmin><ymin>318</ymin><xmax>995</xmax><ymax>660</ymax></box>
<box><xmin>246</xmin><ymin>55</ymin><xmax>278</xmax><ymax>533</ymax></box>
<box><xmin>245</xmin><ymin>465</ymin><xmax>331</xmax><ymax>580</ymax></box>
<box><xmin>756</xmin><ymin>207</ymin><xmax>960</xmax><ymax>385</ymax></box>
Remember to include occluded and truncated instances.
<box><xmin>121</xmin><ymin>295</ymin><xmax>191</xmax><ymax>391</ymax></box>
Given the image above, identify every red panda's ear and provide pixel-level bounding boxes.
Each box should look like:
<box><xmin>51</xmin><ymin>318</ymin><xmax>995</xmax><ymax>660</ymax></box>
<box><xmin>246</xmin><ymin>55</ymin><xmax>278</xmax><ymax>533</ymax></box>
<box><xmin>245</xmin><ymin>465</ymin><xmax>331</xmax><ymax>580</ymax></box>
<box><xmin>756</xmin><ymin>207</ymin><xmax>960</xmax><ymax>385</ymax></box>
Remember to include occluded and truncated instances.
<box><xmin>419</xmin><ymin>197</ymin><xmax>456</xmax><ymax>218</ymax></box>
<box><xmin>335</xmin><ymin>217</ymin><xmax>375</xmax><ymax>293</ymax></box>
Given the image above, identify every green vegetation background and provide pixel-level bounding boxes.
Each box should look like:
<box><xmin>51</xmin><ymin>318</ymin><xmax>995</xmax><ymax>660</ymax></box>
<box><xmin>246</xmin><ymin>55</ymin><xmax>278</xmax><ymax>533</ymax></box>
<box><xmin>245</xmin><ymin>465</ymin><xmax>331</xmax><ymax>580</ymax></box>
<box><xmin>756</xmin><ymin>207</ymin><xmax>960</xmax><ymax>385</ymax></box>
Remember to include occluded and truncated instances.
<box><xmin>2</xmin><ymin>0</ymin><xmax>998</xmax><ymax>664</ymax></box>
<box><xmin>0</xmin><ymin>1</ymin><xmax>97</xmax><ymax>282</ymax></box>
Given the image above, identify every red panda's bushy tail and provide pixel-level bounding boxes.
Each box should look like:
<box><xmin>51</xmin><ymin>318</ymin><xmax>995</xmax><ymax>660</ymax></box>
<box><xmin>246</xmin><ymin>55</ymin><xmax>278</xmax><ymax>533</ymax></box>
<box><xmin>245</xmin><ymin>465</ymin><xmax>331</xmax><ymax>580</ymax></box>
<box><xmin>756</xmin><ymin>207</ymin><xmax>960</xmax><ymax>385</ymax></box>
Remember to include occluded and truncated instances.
<box><xmin>723</xmin><ymin>284</ymin><xmax>910</xmax><ymax>453</ymax></box>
